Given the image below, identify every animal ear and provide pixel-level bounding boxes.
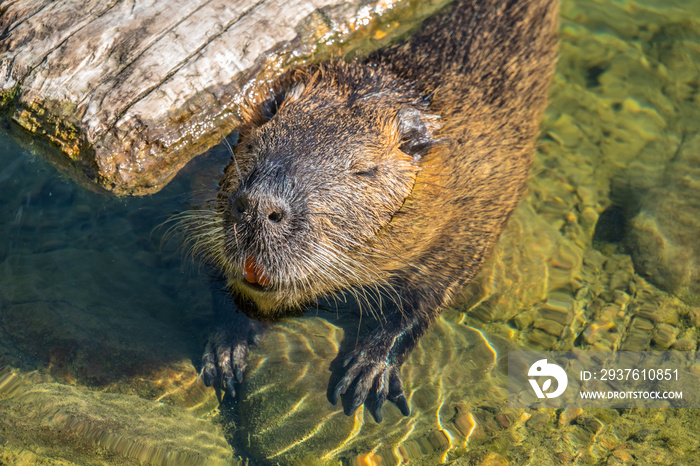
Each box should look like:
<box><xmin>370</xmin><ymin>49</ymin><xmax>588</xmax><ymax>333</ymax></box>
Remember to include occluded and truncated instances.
<box><xmin>259</xmin><ymin>82</ymin><xmax>306</xmax><ymax>121</ymax></box>
<box><xmin>396</xmin><ymin>105</ymin><xmax>441</xmax><ymax>160</ymax></box>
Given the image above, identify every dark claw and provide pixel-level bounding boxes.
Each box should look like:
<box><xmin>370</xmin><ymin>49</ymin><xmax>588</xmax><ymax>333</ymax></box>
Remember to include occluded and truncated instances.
<box><xmin>388</xmin><ymin>369</ymin><xmax>409</xmax><ymax>404</ymax></box>
<box><xmin>201</xmin><ymin>367</ymin><xmax>216</xmax><ymax>387</ymax></box>
<box><xmin>201</xmin><ymin>343</ymin><xmax>217</xmax><ymax>387</ymax></box>
<box><xmin>331</xmin><ymin>387</ymin><xmax>340</xmax><ymax>405</ymax></box>
<box><xmin>371</xmin><ymin>370</ymin><xmax>389</xmax><ymax>423</ymax></box>
<box><xmin>224</xmin><ymin>375</ymin><xmax>236</xmax><ymax>397</ymax></box>
<box><xmin>387</xmin><ymin>368</ymin><xmax>410</xmax><ymax>416</ymax></box>
<box><xmin>331</xmin><ymin>368</ymin><xmax>355</xmax><ymax>404</ymax></box>
<box><xmin>393</xmin><ymin>394</ymin><xmax>410</xmax><ymax>417</ymax></box>
<box><xmin>349</xmin><ymin>382</ymin><xmax>370</xmax><ymax>416</ymax></box>
<box><xmin>331</xmin><ymin>347</ymin><xmax>411</xmax><ymax>421</ymax></box>
<box><xmin>199</xmin><ymin>304</ymin><xmax>262</xmax><ymax>400</ymax></box>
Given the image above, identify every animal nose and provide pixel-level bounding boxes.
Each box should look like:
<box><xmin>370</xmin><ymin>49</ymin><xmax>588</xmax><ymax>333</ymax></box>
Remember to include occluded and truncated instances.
<box><xmin>230</xmin><ymin>191</ymin><xmax>288</xmax><ymax>226</ymax></box>
<box><xmin>266</xmin><ymin>208</ymin><xmax>284</xmax><ymax>223</ymax></box>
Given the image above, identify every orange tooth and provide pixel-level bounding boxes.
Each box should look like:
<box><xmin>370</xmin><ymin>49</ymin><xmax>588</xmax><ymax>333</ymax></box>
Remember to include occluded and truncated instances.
<box><xmin>257</xmin><ymin>272</ymin><xmax>271</xmax><ymax>287</ymax></box>
<box><xmin>243</xmin><ymin>256</ymin><xmax>272</xmax><ymax>286</ymax></box>
<box><xmin>243</xmin><ymin>256</ymin><xmax>258</xmax><ymax>284</ymax></box>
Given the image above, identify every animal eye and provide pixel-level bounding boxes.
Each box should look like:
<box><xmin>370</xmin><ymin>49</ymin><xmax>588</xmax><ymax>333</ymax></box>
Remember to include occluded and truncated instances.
<box><xmin>353</xmin><ymin>166</ymin><xmax>378</xmax><ymax>177</ymax></box>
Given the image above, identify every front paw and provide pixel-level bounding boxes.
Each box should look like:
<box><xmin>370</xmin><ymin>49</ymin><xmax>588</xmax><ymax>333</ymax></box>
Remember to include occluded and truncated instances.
<box><xmin>330</xmin><ymin>347</ymin><xmax>410</xmax><ymax>423</ymax></box>
<box><xmin>200</xmin><ymin>318</ymin><xmax>260</xmax><ymax>398</ymax></box>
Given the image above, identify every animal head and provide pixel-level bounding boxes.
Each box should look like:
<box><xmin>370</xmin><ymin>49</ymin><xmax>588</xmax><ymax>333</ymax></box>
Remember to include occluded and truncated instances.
<box><xmin>200</xmin><ymin>62</ymin><xmax>440</xmax><ymax>316</ymax></box>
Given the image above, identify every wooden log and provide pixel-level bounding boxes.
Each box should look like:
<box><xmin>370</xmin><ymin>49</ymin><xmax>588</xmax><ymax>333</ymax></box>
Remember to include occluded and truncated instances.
<box><xmin>0</xmin><ymin>0</ymin><xmax>449</xmax><ymax>195</ymax></box>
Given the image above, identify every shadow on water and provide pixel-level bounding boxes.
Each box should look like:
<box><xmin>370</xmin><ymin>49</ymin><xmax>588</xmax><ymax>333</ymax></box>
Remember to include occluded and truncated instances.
<box><xmin>0</xmin><ymin>134</ymin><xmax>231</xmax><ymax>391</ymax></box>
<box><xmin>1</xmin><ymin>127</ymin><xmax>406</xmax><ymax>464</ymax></box>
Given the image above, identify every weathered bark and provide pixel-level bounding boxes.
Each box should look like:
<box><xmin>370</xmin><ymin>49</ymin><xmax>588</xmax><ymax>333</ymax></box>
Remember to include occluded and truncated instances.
<box><xmin>0</xmin><ymin>0</ymin><xmax>448</xmax><ymax>195</ymax></box>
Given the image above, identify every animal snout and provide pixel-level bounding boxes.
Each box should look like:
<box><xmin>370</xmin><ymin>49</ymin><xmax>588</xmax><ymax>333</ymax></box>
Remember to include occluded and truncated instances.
<box><xmin>229</xmin><ymin>191</ymin><xmax>288</xmax><ymax>226</ymax></box>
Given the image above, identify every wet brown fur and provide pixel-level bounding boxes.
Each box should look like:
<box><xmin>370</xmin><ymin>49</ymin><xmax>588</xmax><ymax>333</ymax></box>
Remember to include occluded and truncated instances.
<box><xmin>207</xmin><ymin>0</ymin><xmax>558</xmax><ymax>318</ymax></box>
<box><xmin>191</xmin><ymin>0</ymin><xmax>559</xmax><ymax>421</ymax></box>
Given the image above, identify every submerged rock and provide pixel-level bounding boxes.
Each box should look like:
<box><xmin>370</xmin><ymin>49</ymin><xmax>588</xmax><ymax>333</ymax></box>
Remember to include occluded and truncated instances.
<box><xmin>625</xmin><ymin>134</ymin><xmax>700</xmax><ymax>304</ymax></box>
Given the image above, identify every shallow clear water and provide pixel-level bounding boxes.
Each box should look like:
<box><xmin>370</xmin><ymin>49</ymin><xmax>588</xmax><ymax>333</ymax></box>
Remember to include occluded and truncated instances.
<box><xmin>1</xmin><ymin>0</ymin><xmax>700</xmax><ymax>464</ymax></box>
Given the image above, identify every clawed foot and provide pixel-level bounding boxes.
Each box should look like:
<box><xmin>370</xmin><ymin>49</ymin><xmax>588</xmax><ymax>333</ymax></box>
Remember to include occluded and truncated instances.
<box><xmin>330</xmin><ymin>344</ymin><xmax>410</xmax><ymax>423</ymax></box>
<box><xmin>200</xmin><ymin>313</ymin><xmax>261</xmax><ymax>399</ymax></box>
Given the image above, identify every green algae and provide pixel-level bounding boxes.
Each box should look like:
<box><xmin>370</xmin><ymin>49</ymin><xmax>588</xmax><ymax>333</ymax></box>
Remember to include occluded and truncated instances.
<box><xmin>0</xmin><ymin>83</ymin><xmax>21</xmax><ymax>109</ymax></box>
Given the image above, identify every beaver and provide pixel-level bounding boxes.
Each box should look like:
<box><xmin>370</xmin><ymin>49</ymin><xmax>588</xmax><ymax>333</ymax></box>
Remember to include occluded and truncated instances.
<box><xmin>185</xmin><ymin>0</ymin><xmax>559</xmax><ymax>422</ymax></box>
